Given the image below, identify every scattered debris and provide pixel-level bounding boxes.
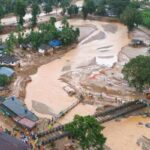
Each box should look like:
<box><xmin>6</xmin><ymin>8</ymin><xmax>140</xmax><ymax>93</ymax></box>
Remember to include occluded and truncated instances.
<box><xmin>63</xmin><ymin>86</ymin><xmax>76</xmax><ymax>96</ymax></box>
<box><xmin>145</xmin><ymin>123</ymin><xmax>150</xmax><ymax>128</ymax></box>
<box><xmin>137</xmin><ymin>136</ymin><xmax>150</xmax><ymax>150</ymax></box>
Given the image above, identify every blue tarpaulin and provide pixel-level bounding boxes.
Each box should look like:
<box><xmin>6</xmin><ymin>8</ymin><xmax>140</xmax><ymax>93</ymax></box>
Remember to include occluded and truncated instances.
<box><xmin>48</xmin><ymin>40</ymin><xmax>62</xmax><ymax>47</ymax></box>
<box><xmin>0</xmin><ymin>67</ymin><xmax>14</xmax><ymax>77</ymax></box>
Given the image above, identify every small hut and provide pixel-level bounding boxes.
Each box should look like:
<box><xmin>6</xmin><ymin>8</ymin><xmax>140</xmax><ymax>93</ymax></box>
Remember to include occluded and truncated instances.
<box><xmin>38</xmin><ymin>44</ymin><xmax>54</xmax><ymax>55</ymax></box>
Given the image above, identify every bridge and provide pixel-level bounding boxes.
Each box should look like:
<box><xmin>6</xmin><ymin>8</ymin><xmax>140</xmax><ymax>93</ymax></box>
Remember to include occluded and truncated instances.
<box><xmin>37</xmin><ymin>99</ymin><xmax>149</xmax><ymax>145</ymax></box>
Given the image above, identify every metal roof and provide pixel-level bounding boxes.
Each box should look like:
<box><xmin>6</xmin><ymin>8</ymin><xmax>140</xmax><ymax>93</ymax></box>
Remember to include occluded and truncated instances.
<box><xmin>0</xmin><ymin>132</ymin><xmax>29</xmax><ymax>150</ymax></box>
<box><xmin>0</xmin><ymin>67</ymin><xmax>14</xmax><ymax>77</ymax></box>
<box><xmin>3</xmin><ymin>97</ymin><xmax>38</xmax><ymax>122</ymax></box>
<box><xmin>0</xmin><ymin>55</ymin><xmax>19</xmax><ymax>64</ymax></box>
<box><xmin>39</xmin><ymin>44</ymin><xmax>50</xmax><ymax>50</ymax></box>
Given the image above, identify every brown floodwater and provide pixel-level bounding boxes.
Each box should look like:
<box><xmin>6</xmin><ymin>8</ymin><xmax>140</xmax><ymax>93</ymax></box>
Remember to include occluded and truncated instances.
<box><xmin>25</xmin><ymin>19</ymin><xmax>129</xmax><ymax>120</ymax></box>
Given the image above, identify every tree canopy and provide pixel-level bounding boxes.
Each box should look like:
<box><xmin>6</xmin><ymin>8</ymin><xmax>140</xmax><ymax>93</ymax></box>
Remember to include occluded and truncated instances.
<box><xmin>18</xmin><ymin>17</ymin><xmax>79</xmax><ymax>50</ymax></box>
<box><xmin>141</xmin><ymin>9</ymin><xmax>150</xmax><ymax>28</ymax></box>
<box><xmin>122</xmin><ymin>55</ymin><xmax>150</xmax><ymax>91</ymax></box>
<box><xmin>14</xmin><ymin>0</ymin><xmax>27</xmax><ymax>26</ymax></box>
<box><xmin>0</xmin><ymin>5</ymin><xmax>4</xmax><ymax>21</ymax></box>
<box><xmin>120</xmin><ymin>6</ymin><xmax>142</xmax><ymax>31</ymax></box>
<box><xmin>65</xmin><ymin>115</ymin><xmax>106</xmax><ymax>150</ymax></box>
<box><xmin>31</xmin><ymin>2</ymin><xmax>40</xmax><ymax>26</ymax></box>
<box><xmin>5</xmin><ymin>32</ymin><xmax>17</xmax><ymax>54</ymax></box>
<box><xmin>82</xmin><ymin>0</ymin><xmax>96</xmax><ymax>19</ymax></box>
<box><xmin>43</xmin><ymin>1</ymin><xmax>52</xmax><ymax>14</ymax></box>
<box><xmin>107</xmin><ymin>0</ymin><xmax>130</xmax><ymax>16</ymax></box>
<box><xmin>0</xmin><ymin>75</ymin><xmax>12</xmax><ymax>87</ymax></box>
<box><xmin>67</xmin><ymin>4</ymin><xmax>79</xmax><ymax>17</ymax></box>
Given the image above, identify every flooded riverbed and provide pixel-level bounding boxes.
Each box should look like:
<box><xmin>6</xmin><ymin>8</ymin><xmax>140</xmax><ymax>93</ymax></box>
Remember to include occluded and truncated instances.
<box><xmin>104</xmin><ymin>116</ymin><xmax>150</xmax><ymax>150</ymax></box>
<box><xmin>25</xmin><ymin>19</ymin><xmax>129</xmax><ymax>121</ymax></box>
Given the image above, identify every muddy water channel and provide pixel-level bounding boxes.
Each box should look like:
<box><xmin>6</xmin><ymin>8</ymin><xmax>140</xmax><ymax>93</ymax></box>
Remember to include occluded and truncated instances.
<box><xmin>25</xmin><ymin>19</ymin><xmax>129</xmax><ymax>122</ymax></box>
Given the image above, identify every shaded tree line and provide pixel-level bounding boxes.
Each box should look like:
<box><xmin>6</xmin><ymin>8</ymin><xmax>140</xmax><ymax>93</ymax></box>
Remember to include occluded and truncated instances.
<box><xmin>4</xmin><ymin>17</ymin><xmax>80</xmax><ymax>52</ymax></box>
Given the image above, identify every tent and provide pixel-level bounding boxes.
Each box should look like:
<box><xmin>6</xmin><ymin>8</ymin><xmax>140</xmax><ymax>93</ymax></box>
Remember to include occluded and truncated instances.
<box><xmin>48</xmin><ymin>40</ymin><xmax>62</xmax><ymax>47</ymax></box>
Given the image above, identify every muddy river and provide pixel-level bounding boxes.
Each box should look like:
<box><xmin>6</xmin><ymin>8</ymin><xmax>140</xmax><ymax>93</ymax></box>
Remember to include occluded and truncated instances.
<box><xmin>25</xmin><ymin>19</ymin><xmax>129</xmax><ymax>122</ymax></box>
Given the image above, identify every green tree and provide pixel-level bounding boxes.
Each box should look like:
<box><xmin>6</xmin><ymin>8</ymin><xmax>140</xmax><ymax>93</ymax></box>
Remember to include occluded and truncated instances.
<box><xmin>51</xmin><ymin>0</ymin><xmax>60</xmax><ymax>15</ymax></box>
<box><xmin>0</xmin><ymin>5</ymin><xmax>4</xmax><ymax>22</ymax></box>
<box><xmin>84</xmin><ymin>0</ymin><xmax>96</xmax><ymax>14</ymax></box>
<box><xmin>82</xmin><ymin>6</ymin><xmax>88</xmax><ymax>20</ymax></box>
<box><xmin>141</xmin><ymin>9</ymin><xmax>150</xmax><ymax>28</ymax></box>
<box><xmin>122</xmin><ymin>55</ymin><xmax>150</xmax><ymax>91</ymax></box>
<box><xmin>49</xmin><ymin>17</ymin><xmax>56</xmax><ymax>26</ymax></box>
<box><xmin>17</xmin><ymin>32</ymin><xmax>24</xmax><ymax>45</ymax></box>
<box><xmin>0</xmin><ymin>5</ymin><xmax>4</xmax><ymax>31</ymax></box>
<box><xmin>43</xmin><ymin>1</ymin><xmax>52</xmax><ymax>14</ymax></box>
<box><xmin>14</xmin><ymin>0</ymin><xmax>27</xmax><ymax>26</ymax></box>
<box><xmin>61</xmin><ymin>16</ymin><xmax>69</xmax><ymax>27</ymax></box>
<box><xmin>0</xmin><ymin>24</ymin><xmax>3</xmax><ymax>33</ymax></box>
<box><xmin>128</xmin><ymin>1</ymin><xmax>140</xmax><ymax>9</ymax></box>
<box><xmin>107</xmin><ymin>0</ymin><xmax>130</xmax><ymax>16</ymax></box>
<box><xmin>95</xmin><ymin>0</ymin><xmax>106</xmax><ymax>16</ymax></box>
<box><xmin>2</xmin><ymin>0</ymin><xmax>13</xmax><ymax>14</ymax></box>
<box><xmin>26</xmin><ymin>31</ymin><xmax>42</xmax><ymax>50</ymax></box>
<box><xmin>0</xmin><ymin>75</ymin><xmax>12</xmax><ymax>87</ymax></box>
<box><xmin>31</xmin><ymin>2</ymin><xmax>40</xmax><ymax>26</ymax></box>
<box><xmin>5</xmin><ymin>32</ymin><xmax>17</xmax><ymax>54</ymax></box>
<box><xmin>19</xmin><ymin>16</ymin><xmax>79</xmax><ymax>50</ymax></box>
<box><xmin>65</xmin><ymin>115</ymin><xmax>106</xmax><ymax>150</ymax></box>
<box><xmin>67</xmin><ymin>4</ymin><xmax>79</xmax><ymax>17</ymax></box>
<box><xmin>60</xmin><ymin>0</ymin><xmax>72</xmax><ymax>14</ymax></box>
<box><xmin>82</xmin><ymin>0</ymin><xmax>96</xmax><ymax>19</ymax></box>
<box><xmin>120</xmin><ymin>7</ymin><xmax>142</xmax><ymax>31</ymax></box>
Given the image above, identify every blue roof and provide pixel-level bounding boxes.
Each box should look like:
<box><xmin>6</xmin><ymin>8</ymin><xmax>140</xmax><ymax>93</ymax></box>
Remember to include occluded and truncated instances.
<box><xmin>0</xmin><ymin>67</ymin><xmax>14</xmax><ymax>77</ymax></box>
<box><xmin>3</xmin><ymin>97</ymin><xmax>38</xmax><ymax>122</ymax></box>
<box><xmin>48</xmin><ymin>40</ymin><xmax>62</xmax><ymax>47</ymax></box>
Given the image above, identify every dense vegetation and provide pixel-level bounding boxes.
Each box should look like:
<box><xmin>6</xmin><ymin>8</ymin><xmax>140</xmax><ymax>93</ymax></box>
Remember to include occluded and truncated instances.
<box><xmin>141</xmin><ymin>9</ymin><xmax>150</xmax><ymax>28</ymax></box>
<box><xmin>120</xmin><ymin>6</ymin><xmax>142</xmax><ymax>31</ymax></box>
<box><xmin>65</xmin><ymin>115</ymin><xmax>106</xmax><ymax>150</ymax></box>
<box><xmin>14</xmin><ymin>0</ymin><xmax>27</xmax><ymax>26</ymax></box>
<box><xmin>0</xmin><ymin>74</ymin><xmax>12</xmax><ymax>87</ymax></box>
<box><xmin>4</xmin><ymin>17</ymin><xmax>80</xmax><ymax>52</ymax></box>
<box><xmin>122</xmin><ymin>55</ymin><xmax>150</xmax><ymax>91</ymax></box>
<box><xmin>1</xmin><ymin>0</ymin><xmax>150</xmax><ymax>53</ymax></box>
<box><xmin>0</xmin><ymin>0</ymin><xmax>149</xmax><ymax>31</ymax></box>
<box><xmin>81</xmin><ymin>0</ymin><xmax>144</xmax><ymax>30</ymax></box>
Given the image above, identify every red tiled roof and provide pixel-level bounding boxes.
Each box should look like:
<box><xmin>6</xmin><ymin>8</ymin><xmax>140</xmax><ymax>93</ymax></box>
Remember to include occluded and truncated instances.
<box><xmin>16</xmin><ymin>118</ymin><xmax>36</xmax><ymax>129</ymax></box>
